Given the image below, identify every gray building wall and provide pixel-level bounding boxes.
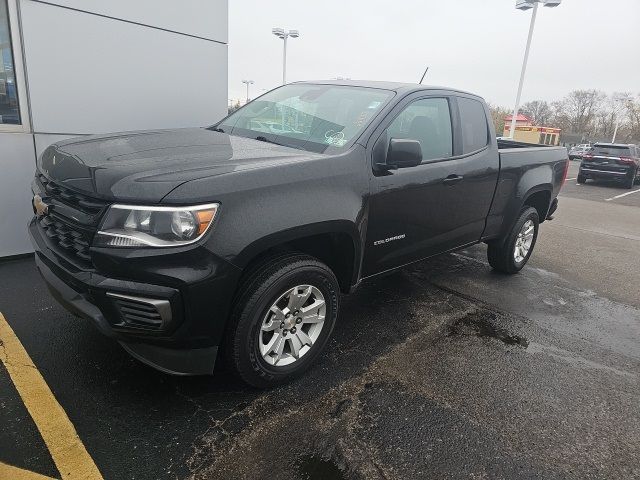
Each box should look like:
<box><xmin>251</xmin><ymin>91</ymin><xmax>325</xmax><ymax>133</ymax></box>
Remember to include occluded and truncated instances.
<box><xmin>0</xmin><ymin>0</ymin><xmax>228</xmax><ymax>257</ymax></box>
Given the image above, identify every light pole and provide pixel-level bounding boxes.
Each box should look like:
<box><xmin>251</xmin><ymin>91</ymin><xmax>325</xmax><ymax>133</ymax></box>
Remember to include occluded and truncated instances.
<box><xmin>508</xmin><ymin>0</ymin><xmax>562</xmax><ymax>139</ymax></box>
<box><xmin>272</xmin><ymin>28</ymin><xmax>299</xmax><ymax>84</ymax></box>
<box><xmin>241</xmin><ymin>79</ymin><xmax>254</xmax><ymax>103</ymax></box>
<box><xmin>611</xmin><ymin>97</ymin><xmax>629</xmax><ymax>143</ymax></box>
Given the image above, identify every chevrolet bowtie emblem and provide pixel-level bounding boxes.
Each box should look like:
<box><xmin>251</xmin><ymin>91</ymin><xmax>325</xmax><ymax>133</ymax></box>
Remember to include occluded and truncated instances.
<box><xmin>33</xmin><ymin>194</ymin><xmax>49</xmax><ymax>216</ymax></box>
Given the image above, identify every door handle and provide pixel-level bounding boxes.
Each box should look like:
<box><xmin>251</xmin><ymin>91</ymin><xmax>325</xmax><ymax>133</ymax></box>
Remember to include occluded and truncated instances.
<box><xmin>442</xmin><ymin>174</ymin><xmax>463</xmax><ymax>185</ymax></box>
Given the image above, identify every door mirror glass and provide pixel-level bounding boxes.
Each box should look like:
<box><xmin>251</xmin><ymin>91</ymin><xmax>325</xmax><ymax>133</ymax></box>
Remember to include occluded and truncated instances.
<box><xmin>387</xmin><ymin>138</ymin><xmax>422</xmax><ymax>169</ymax></box>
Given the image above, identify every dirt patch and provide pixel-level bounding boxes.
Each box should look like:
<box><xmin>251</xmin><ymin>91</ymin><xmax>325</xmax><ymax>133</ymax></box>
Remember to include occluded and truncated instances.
<box><xmin>447</xmin><ymin>310</ymin><xmax>529</xmax><ymax>347</ymax></box>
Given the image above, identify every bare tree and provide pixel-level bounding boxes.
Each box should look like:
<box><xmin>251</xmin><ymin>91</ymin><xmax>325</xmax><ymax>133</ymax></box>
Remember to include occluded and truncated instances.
<box><xmin>228</xmin><ymin>100</ymin><xmax>243</xmax><ymax>114</ymax></box>
<box><xmin>561</xmin><ymin>89</ymin><xmax>606</xmax><ymax>134</ymax></box>
<box><xmin>521</xmin><ymin>100</ymin><xmax>553</xmax><ymax>125</ymax></box>
<box><xmin>593</xmin><ymin>93</ymin><xmax>628</xmax><ymax>139</ymax></box>
<box><xmin>620</xmin><ymin>95</ymin><xmax>640</xmax><ymax>142</ymax></box>
<box><xmin>550</xmin><ymin>100</ymin><xmax>571</xmax><ymax>133</ymax></box>
<box><xmin>484</xmin><ymin>91</ymin><xmax>640</xmax><ymax>143</ymax></box>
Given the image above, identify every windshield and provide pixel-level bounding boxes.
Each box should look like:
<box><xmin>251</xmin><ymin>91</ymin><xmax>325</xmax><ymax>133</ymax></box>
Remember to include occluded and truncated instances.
<box><xmin>217</xmin><ymin>84</ymin><xmax>394</xmax><ymax>153</ymax></box>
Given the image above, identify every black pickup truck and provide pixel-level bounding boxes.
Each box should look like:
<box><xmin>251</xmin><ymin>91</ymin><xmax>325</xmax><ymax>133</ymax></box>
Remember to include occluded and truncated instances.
<box><xmin>29</xmin><ymin>81</ymin><xmax>568</xmax><ymax>387</ymax></box>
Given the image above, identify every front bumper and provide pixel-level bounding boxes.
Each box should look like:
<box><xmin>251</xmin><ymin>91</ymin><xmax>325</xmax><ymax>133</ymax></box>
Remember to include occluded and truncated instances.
<box><xmin>29</xmin><ymin>218</ymin><xmax>242</xmax><ymax>375</ymax></box>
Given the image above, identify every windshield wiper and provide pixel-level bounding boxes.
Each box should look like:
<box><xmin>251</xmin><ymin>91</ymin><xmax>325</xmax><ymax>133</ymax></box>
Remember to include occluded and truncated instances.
<box><xmin>255</xmin><ymin>136</ymin><xmax>285</xmax><ymax>146</ymax></box>
<box><xmin>209</xmin><ymin>126</ymin><xmax>225</xmax><ymax>133</ymax></box>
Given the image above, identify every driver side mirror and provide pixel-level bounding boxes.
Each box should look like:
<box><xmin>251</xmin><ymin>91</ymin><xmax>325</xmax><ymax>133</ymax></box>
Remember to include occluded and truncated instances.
<box><xmin>384</xmin><ymin>138</ymin><xmax>423</xmax><ymax>170</ymax></box>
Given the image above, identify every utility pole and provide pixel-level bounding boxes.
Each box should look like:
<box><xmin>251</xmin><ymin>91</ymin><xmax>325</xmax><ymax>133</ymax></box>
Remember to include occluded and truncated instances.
<box><xmin>272</xmin><ymin>28</ymin><xmax>299</xmax><ymax>84</ymax></box>
<box><xmin>509</xmin><ymin>0</ymin><xmax>562</xmax><ymax>138</ymax></box>
<box><xmin>241</xmin><ymin>80</ymin><xmax>254</xmax><ymax>104</ymax></box>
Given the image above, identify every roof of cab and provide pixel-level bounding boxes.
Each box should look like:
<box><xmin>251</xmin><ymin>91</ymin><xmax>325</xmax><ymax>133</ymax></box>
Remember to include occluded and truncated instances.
<box><xmin>294</xmin><ymin>79</ymin><xmax>480</xmax><ymax>98</ymax></box>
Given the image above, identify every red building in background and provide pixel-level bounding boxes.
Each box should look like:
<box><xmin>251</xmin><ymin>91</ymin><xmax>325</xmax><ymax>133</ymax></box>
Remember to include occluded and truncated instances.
<box><xmin>503</xmin><ymin>114</ymin><xmax>561</xmax><ymax>145</ymax></box>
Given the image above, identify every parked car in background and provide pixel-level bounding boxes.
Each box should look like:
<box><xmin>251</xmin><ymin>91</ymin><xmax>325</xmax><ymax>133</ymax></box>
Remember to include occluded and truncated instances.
<box><xmin>569</xmin><ymin>144</ymin><xmax>591</xmax><ymax>160</ymax></box>
<box><xmin>578</xmin><ymin>143</ymin><xmax>640</xmax><ymax>188</ymax></box>
<box><xmin>29</xmin><ymin>81</ymin><xmax>568</xmax><ymax>387</ymax></box>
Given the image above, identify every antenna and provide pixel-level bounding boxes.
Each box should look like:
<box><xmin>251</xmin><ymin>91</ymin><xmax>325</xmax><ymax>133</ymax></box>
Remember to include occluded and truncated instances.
<box><xmin>419</xmin><ymin>67</ymin><xmax>430</xmax><ymax>84</ymax></box>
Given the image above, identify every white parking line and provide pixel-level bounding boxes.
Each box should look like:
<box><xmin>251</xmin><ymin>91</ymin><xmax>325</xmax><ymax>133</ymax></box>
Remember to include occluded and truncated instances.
<box><xmin>605</xmin><ymin>188</ymin><xmax>640</xmax><ymax>202</ymax></box>
<box><xmin>566</xmin><ymin>177</ymin><xmax>577</xmax><ymax>181</ymax></box>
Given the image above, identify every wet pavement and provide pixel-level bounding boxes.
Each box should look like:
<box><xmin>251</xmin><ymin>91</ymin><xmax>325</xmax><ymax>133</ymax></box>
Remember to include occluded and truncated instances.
<box><xmin>1</xmin><ymin>167</ymin><xmax>639</xmax><ymax>479</ymax></box>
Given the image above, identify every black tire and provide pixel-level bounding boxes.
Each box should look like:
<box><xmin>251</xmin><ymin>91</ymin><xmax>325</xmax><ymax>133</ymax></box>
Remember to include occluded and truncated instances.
<box><xmin>487</xmin><ymin>207</ymin><xmax>539</xmax><ymax>274</ymax></box>
<box><xmin>225</xmin><ymin>253</ymin><xmax>339</xmax><ymax>388</ymax></box>
<box><xmin>577</xmin><ymin>173</ymin><xmax>587</xmax><ymax>184</ymax></box>
<box><xmin>625</xmin><ymin>168</ymin><xmax>638</xmax><ymax>189</ymax></box>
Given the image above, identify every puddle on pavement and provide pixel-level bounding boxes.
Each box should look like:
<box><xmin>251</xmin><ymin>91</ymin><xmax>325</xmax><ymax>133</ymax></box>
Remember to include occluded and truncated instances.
<box><xmin>298</xmin><ymin>455</ymin><xmax>347</xmax><ymax>480</ymax></box>
<box><xmin>448</xmin><ymin>311</ymin><xmax>529</xmax><ymax>347</ymax></box>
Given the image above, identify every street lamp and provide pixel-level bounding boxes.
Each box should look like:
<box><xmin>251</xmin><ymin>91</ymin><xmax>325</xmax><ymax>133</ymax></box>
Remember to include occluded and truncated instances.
<box><xmin>241</xmin><ymin>79</ymin><xmax>254</xmax><ymax>103</ymax></box>
<box><xmin>272</xmin><ymin>27</ymin><xmax>299</xmax><ymax>84</ymax></box>
<box><xmin>508</xmin><ymin>0</ymin><xmax>562</xmax><ymax>139</ymax></box>
<box><xmin>611</xmin><ymin>97</ymin><xmax>630</xmax><ymax>143</ymax></box>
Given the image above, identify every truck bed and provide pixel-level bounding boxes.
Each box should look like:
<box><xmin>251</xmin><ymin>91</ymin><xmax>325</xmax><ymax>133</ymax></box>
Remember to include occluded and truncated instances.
<box><xmin>497</xmin><ymin>138</ymin><xmax>568</xmax><ymax>170</ymax></box>
<box><xmin>497</xmin><ymin>138</ymin><xmax>560</xmax><ymax>150</ymax></box>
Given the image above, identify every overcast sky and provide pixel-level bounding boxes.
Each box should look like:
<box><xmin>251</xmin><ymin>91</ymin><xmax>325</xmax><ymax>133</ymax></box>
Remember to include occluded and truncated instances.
<box><xmin>228</xmin><ymin>0</ymin><xmax>639</xmax><ymax>107</ymax></box>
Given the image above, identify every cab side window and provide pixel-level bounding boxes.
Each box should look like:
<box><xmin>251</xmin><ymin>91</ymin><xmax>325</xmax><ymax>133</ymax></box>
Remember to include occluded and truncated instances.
<box><xmin>457</xmin><ymin>97</ymin><xmax>489</xmax><ymax>154</ymax></box>
<box><xmin>386</xmin><ymin>98</ymin><xmax>453</xmax><ymax>161</ymax></box>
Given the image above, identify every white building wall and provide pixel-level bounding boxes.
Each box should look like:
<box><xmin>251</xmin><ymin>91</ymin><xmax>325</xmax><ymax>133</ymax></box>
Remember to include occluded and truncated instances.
<box><xmin>38</xmin><ymin>0</ymin><xmax>228</xmax><ymax>44</ymax></box>
<box><xmin>20</xmin><ymin>0</ymin><xmax>228</xmax><ymax>134</ymax></box>
<box><xmin>0</xmin><ymin>0</ymin><xmax>228</xmax><ymax>257</ymax></box>
<box><xmin>0</xmin><ymin>133</ymin><xmax>37</xmax><ymax>256</ymax></box>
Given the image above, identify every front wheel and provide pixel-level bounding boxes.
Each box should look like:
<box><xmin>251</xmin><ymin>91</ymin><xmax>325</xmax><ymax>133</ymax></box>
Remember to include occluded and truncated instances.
<box><xmin>577</xmin><ymin>173</ymin><xmax>587</xmax><ymax>184</ymax></box>
<box><xmin>225</xmin><ymin>253</ymin><xmax>339</xmax><ymax>388</ymax></box>
<box><xmin>487</xmin><ymin>207</ymin><xmax>539</xmax><ymax>274</ymax></box>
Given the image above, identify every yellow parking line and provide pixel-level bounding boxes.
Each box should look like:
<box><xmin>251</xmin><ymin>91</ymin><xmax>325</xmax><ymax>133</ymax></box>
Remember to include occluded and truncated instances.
<box><xmin>0</xmin><ymin>461</ymin><xmax>57</xmax><ymax>479</ymax></box>
<box><xmin>0</xmin><ymin>312</ymin><xmax>103</xmax><ymax>479</ymax></box>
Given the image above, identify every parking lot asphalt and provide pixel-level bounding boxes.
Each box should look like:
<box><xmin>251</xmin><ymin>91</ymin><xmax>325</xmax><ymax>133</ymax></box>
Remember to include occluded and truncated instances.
<box><xmin>564</xmin><ymin>161</ymin><xmax>640</xmax><ymax>208</ymax></box>
<box><xmin>1</xmin><ymin>164</ymin><xmax>639</xmax><ymax>479</ymax></box>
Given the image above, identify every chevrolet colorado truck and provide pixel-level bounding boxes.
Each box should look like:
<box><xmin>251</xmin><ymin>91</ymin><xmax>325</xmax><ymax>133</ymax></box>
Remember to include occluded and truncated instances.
<box><xmin>29</xmin><ymin>81</ymin><xmax>568</xmax><ymax>387</ymax></box>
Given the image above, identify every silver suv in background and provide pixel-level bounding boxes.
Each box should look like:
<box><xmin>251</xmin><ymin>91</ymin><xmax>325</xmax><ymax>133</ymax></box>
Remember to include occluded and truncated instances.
<box><xmin>569</xmin><ymin>144</ymin><xmax>592</xmax><ymax>160</ymax></box>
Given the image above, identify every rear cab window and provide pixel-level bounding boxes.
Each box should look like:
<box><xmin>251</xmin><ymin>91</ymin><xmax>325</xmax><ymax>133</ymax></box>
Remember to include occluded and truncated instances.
<box><xmin>457</xmin><ymin>97</ymin><xmax>489</xmax><ymax>154</ymax></box>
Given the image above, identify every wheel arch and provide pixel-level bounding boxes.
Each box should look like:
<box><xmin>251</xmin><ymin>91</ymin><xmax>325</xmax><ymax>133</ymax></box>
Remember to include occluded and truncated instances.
<box><xmin>522</xmin><ymin>188</ymin><xmax>552</xmax><ymax>223</ymax></box>
<box><xmin>493</xmin><ymin>183</ymin><xmax>552</xmax><ymax>247</ymax></box>
<box><xmin>233</xmin><ymin>221</ymin><xmax>362</xmax><ymax>294</ymax></box>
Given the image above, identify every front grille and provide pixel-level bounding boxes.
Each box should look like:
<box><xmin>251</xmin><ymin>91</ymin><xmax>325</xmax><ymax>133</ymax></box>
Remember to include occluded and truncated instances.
<box><xmin>35</xmin><ymin>173</ymin><xmax>108</xmax><ymax>269</ymax></box>
<box><xmin>38</xmin><ymin>216</ymin><xmax>92</xmax><ymax>262</ymax></box>
<box><xmin>107</xmin><ymin>293</ymin><xmax>172</xmax><ymax>331</ymax></box>
<box><xmin>37</xmin><ymin>173</ymin><xmax>105</xmax><ymax>215</ymax></box>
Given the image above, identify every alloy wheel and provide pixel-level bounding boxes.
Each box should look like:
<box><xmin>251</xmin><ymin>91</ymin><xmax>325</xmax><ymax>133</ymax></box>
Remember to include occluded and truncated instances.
<box><xmin>514</xmin><ymin>219</ymin><xmax>535</xmax><ymax>264</ymax></box>
<box><xmin>258</xmin><ymin>285</ymin><xmax>326</xmax><ymax>366</ymax></box>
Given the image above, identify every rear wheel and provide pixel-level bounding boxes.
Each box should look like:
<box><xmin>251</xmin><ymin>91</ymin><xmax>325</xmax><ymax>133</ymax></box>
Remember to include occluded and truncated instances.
<box><xmin>225</xmin><ymin>253</ymin><xmax>339</xmax><ymax>388</ymax></box>
<box><xmin>624</xmin><ymin>169</ymin><xmax>636</xmax><ymax>189</ymax></box>
<box><xmin>487</xmin><ymin>207</ymin><xmax>539</xmax><ymax>274</ymax></box>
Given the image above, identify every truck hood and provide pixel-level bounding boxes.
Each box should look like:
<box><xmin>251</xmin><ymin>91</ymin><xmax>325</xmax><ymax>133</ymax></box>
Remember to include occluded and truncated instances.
<box><xmin>38</xmin><ymin>128</ymin><xmax>320</xmax><ymax>203</ymax></box>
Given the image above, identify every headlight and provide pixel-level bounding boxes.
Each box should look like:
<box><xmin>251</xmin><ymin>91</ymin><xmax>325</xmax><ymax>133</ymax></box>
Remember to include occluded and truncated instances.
<box><xmin>95</xmin><ymin>203</ymin><xmax>219</xmax><ymax>248</ymax></box>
